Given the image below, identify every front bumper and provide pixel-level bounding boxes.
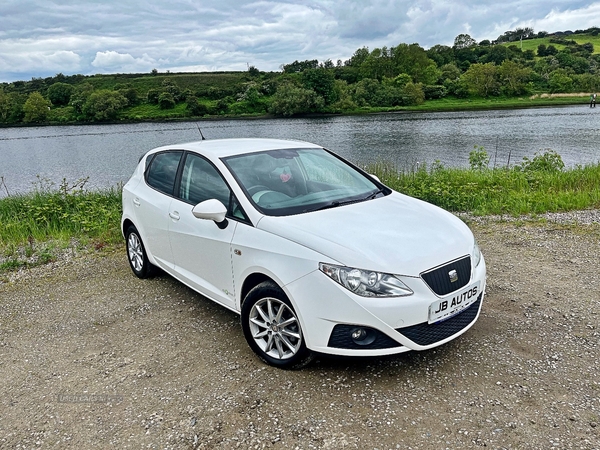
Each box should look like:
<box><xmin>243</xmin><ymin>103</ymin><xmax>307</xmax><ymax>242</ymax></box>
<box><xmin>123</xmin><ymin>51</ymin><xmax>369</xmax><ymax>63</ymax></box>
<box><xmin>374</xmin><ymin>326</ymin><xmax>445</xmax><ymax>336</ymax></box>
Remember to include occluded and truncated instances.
<box><xmin>284</xmin><ymin>256</ymin><xmax>486</xmax><ymax>357</ymax></box>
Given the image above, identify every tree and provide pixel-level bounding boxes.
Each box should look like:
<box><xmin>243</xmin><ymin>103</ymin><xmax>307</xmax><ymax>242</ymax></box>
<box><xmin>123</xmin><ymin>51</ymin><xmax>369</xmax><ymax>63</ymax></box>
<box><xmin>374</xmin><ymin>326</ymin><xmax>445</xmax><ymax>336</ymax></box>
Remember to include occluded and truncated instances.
<box><xmin>498</xmin><ymin>60</ymin><xmax>532</xmax><ymax>95</ymax></box>
<box><xmin>388</xmin><ymin>73</ymin><xmax>412</xmax><ymax>88</ymax></box>
<box><xmin>426</xmin><ymin>45</ymin><xmax>454</xmax><ymax>67</ymax></box>
<box><xmin>548</xmin><ymin>69</ymin><xmax>573</xmax><ymax>93</ymax></box>
<box><xmin>69</xmin><ymin>83</ymin><xmax>94</xmax><ymax>114</ymax></box>
<box><xmin>282</xmin><ymin>59</ymin><xmax>319</xmax><ymax>73</ymax></box>
<box><xmin>351</xmin><ymin>78</ymin><xmax>403</xmax><ymax>107</ymax></box>
<box><xmin>344</xmin><ymin>47</ymin><xmax>370</xmax><ymax>67</ymax></box>
<box><xmin>453</xmin><ymin>34</ymin><xmax>477</xmax><ymax>50</ymax></box>
<box><xmin>482</xmin><ymin>45</ymin><xmax>512</xmax><ymax>65</ymax></box>
<box><xmin>537</xmin><ymin>44</ymin><xmax>548</xmax><ymax>57</ymax></box>
<box><xmin>47</xmin><ymin>82</ymin><xmax>74</xmax><ymax>106</ymax></box>
<box><xmin>302</xmin><ymin>68</ymin><xmax>337</xmax><ymax>104</ymax></box>
<box><xmin>269</xmin><ymin>83</ymin><xmax>324</xmax><ymax>116</ymax></box>
<box><xmin>0</xmin><ymin>90</ymin><xmax>10</xmax><ymax>121</ymax></box>
<box><xmin>461</xmin><ymin>63</ymin><xmax>498</xmax><ymax>97</ymax></box>
<box><xmin>360</xmin><ymin>47</ymin><xmax>394</xmax><ymax>80</ymax></box>
<box><xmin>401</xmin><ymin>82</ymin><xmax>425</xmax><ymax>105</ymax></box>
<box><xmin>82</xmin><ymin>90</ymin><xmax>128</xmax><ymax>120</ymax></box>
<box><xmin>390</xmin><ymin>43</ymin><xmax>439</xmax><ymax>84</ymax></box>
<box><xmin>23</xmin><ymin>92</ymin><xmax>50</xmax><ymax>123</ymax></box>
<box><xmin>440</xmin><ymin>63</ymin><xmax>461</xmax><ymax>81</ymax></box>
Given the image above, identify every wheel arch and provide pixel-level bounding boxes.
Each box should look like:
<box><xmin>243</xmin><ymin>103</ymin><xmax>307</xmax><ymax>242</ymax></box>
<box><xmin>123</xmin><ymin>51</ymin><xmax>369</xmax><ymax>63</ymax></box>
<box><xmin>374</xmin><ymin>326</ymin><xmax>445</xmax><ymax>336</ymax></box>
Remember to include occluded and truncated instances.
<box><xmin>122</xmin><ymin>218</ymin><xmax>135</xmax><ymax>238</ymax></box>
<box><xmin>239</xmin><ymin>272</ymin><xmax>279</xmax><ymax>308</ymax></box>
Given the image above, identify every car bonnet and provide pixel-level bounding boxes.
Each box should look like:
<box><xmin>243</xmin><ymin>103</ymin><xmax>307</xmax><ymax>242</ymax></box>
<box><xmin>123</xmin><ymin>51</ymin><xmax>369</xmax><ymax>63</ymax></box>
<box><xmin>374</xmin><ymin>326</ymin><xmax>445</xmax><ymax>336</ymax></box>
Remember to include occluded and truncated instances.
<box><xmin>255</xmin><ymin>192</ymin><xmax>474</xmax><ymax>276</ymax></box>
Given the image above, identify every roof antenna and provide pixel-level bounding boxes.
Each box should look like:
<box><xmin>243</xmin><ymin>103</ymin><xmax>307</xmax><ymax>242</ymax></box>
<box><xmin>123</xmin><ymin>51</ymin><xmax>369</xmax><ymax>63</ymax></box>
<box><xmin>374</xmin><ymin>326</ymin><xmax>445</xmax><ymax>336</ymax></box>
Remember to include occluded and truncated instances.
<box><xmin>196</xmin><ymin>123</ymin><xmax>206</xmax><ymax>140</ymax></box>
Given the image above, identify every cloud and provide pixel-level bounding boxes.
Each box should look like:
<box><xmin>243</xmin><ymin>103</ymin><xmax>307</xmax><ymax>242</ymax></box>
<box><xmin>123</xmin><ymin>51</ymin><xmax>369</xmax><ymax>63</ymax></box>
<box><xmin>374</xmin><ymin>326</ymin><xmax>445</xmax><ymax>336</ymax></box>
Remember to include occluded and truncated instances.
<box><xmin>1</xmin><ymin>0</ymin><xmax>600</xmax><ymax>81</ymax></box>
<box><xmin>91</xmin><ymin>51</ymin><xmax>156</xmax><ymax>73</ymax></box>
<box><xmin>529</xmin><ymin>3</ymin><xmax>600</xmax><ymax>32</ymax></box>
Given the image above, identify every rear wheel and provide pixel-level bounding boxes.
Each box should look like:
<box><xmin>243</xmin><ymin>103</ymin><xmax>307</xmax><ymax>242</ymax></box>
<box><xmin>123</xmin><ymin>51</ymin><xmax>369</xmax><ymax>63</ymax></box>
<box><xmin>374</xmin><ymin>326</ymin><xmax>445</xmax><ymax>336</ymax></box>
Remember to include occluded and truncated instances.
<box><xmin>241</xmin><ymin>281</ymin><xmax>313</xmax><ymax>369</ymax></box>
<box><xmin>125</xmin><ymin>225</ymin><xmax>155</xmax><ymax>279</ymax></box>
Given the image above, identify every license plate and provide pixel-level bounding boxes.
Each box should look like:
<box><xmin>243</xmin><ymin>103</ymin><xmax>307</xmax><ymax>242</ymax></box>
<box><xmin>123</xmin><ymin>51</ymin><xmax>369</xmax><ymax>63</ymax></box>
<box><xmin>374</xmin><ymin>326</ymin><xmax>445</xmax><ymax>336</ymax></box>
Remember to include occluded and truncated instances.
<box><xmin>428</xmin><ymin>281</ymin><xmax>481</xmax><ymax>324</ymax></box>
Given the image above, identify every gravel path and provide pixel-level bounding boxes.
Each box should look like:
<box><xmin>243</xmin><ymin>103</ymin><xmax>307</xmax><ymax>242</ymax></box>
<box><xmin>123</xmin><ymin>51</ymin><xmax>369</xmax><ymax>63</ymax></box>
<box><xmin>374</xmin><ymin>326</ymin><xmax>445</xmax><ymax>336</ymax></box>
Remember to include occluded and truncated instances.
<box><xmin>0</xmin><ymin>211</ymin><xmax>599</xmax><ymax>449</ymax></box>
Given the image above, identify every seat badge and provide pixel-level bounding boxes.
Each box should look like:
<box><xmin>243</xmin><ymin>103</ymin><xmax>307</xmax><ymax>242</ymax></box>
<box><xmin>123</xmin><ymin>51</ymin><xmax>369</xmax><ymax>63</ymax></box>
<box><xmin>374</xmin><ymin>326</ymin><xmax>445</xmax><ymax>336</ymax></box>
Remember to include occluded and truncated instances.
<box><xmin>449</xmin><ymin>269</ymin><xmax>458</xmax><ymax>283</ymax></box>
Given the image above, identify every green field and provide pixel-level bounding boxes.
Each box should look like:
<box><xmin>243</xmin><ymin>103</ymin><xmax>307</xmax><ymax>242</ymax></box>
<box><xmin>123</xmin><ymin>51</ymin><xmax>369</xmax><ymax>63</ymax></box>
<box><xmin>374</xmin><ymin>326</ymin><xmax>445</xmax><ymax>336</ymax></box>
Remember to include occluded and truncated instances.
<box><xmin>501</xmin><ymin>33</ymin><xmax>600</xmax><ymax>54</ymax></box>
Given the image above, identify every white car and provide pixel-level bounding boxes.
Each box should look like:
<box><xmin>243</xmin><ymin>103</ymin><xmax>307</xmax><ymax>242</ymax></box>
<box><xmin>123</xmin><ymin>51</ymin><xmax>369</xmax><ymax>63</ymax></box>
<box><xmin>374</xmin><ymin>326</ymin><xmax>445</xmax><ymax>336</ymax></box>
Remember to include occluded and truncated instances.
<box><xmin>122</xmin><ymin>138</ymin><xmax>486</xmax><ymax>368</ymax></box>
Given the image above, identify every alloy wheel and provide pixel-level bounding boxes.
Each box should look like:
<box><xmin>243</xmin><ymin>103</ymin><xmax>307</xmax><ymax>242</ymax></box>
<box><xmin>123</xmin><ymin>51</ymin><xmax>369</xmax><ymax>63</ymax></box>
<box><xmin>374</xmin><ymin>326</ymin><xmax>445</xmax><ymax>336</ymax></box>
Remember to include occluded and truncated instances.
<box><xmin>248</xmin><ymin>297</ymin><xmax>302</xmax><ymax>360</ymax></box>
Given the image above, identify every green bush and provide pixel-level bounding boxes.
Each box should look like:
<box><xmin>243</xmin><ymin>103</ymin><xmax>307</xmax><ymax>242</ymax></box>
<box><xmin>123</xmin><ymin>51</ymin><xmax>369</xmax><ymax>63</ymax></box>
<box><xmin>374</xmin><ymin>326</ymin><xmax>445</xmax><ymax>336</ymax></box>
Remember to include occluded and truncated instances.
<box><xmin>469</xmin><ymin>145</ymin><xmax>490</xmax><ymax>171</ymax></box>
<box><xmin>23</xmin><ymin>92</ymin><xmax>50</xmax><ymax>123</ymax></box>
<box><xmin>422</xmin><ymin>85</ymin><xmax>447</xmax><ymax>99</ymax></box>
<box><xmin>158</xmin><ymin>92</ymin><xmax>175</xmax><ymax>109</ymax></box>
<box><xmin>270</xmin><ymin>83</ymin><xmax>324</xmax><ymax>116</ymax></box>
<box><xmin>186</xmin><ymin>96</ymin><xmax>208</xmax><ymax>116</ymax></box>
<box><xmin>516</xmin><ymin>150</ymin><xmax>565</xmax><ymax>172</ymax></box>
<box><xmin>82</xmin><ymin>90</ymin><xmax>128</xmax><ymax>121</ymax></box>
<box><xmin>47</xmin><ymin>82</ymin><xmax>74</xmax><ymax>106</ymax></box>
<box><xmin>368</xmin><ymin>150</ymin><xmax>600</xmax><ymax>215</ymax></box>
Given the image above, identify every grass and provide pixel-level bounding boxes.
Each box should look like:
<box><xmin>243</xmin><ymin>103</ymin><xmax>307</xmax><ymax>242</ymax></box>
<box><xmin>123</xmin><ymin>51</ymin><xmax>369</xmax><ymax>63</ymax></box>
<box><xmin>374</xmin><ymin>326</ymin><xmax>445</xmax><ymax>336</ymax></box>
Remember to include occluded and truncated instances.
<box><xmin>2</xmin><ymin>153</ymin><xmax>600</xmax><ymax>273</ymax></box>
<box><xmin>0</xmin><ymin>178</ymin><xmax>123</xmax><ymax>271</ymax></box>
<box><xmin>370</xmin><ymin>159</ymin><xmax>600</xmax><ymax>216</ymax></box>
<box><xmin>500</xmin><ymin>33</ymin><xmax>600</xmax><ymax>54</ymax></box>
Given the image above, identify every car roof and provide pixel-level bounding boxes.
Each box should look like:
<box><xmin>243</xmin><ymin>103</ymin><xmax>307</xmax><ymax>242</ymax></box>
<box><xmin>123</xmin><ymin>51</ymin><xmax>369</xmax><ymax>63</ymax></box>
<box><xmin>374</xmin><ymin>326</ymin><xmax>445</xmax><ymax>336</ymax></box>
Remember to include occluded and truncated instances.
<box><xmin>147</xmin><ymin>138</ymin><xmax>324</xmax><ymax>159</ymax></box>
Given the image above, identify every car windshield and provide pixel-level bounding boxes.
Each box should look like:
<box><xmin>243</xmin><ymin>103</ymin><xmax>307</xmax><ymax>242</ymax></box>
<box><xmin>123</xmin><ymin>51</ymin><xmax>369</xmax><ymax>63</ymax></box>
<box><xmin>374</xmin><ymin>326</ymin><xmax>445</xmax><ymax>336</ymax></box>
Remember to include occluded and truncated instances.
<box><xmin>222</xmin><ymin>148</ymin><xmax>388</xmax><ymax>216</ymax></box>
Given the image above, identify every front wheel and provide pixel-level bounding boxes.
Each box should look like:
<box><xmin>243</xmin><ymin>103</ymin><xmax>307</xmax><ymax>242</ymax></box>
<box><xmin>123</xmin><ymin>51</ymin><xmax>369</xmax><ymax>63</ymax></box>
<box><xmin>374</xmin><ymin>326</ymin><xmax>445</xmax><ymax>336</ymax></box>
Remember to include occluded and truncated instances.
<box><xmin>241</xmin><ymin>281</ymin><xmax>313</xmax><ymax>369</ymax></box>
<box><xmin>125</xmin><ymin>225</ymin><xmax>155</xmax><ymax>279</ymax></box>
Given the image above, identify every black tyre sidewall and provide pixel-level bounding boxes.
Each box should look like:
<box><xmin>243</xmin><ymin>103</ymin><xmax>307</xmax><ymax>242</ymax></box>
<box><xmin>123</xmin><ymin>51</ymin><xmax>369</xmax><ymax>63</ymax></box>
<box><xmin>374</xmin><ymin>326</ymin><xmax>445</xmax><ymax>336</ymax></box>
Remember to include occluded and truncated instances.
<box><xmin>241</xmin><ymin>281</ymin><xmax>313</xmax><ymax>369</ymax></box>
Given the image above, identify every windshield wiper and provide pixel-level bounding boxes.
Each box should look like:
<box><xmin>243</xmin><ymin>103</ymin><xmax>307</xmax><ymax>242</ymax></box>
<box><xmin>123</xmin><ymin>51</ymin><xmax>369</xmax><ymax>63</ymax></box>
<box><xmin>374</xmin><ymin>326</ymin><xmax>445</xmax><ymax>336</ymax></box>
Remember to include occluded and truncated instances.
<box><xmin>362</xmin><ymin>188</ymin><xmax>384</xmax><ymax>201</ymax></box>
<box><xmin>310</xmin><ymin>188</ymin><xmax>386</xmax><ymax>213</ymax></box>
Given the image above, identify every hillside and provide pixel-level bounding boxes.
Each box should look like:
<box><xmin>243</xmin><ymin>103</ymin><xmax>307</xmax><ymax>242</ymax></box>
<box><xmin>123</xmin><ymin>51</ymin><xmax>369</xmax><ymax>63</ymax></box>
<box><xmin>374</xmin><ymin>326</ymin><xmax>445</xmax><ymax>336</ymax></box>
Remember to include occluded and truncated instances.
<box><xmin>1</xmin><ymin>27</ymin><xmax>599</xmax><ymax>126</ymax></box>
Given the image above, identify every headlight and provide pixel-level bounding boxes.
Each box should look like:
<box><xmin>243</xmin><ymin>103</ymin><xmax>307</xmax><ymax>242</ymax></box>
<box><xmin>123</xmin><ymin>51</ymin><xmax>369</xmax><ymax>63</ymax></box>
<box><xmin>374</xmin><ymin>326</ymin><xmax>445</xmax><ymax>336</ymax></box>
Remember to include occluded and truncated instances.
<box><xmin>319</xmin><ymin>263</ymin><xmax>413</xmax><ymax>297</ymax></box>
<box><xmin>472</xmin><ymin>240</ymin><xmax>482</xmax><ymax>268</ymax></box>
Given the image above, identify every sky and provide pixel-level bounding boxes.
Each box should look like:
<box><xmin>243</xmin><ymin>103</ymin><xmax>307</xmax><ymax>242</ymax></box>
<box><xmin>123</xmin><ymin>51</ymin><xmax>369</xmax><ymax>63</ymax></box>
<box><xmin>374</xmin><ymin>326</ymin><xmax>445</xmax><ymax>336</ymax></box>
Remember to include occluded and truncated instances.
<box><xmin>1</xmin><ymin>0</ymin><xmax>600</xmax><ymax>83</ymax></box>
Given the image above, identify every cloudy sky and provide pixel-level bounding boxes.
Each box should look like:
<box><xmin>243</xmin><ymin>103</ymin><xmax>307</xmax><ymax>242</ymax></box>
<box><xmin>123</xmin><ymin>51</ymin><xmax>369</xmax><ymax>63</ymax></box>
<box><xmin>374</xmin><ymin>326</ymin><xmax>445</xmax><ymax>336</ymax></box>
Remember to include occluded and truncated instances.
<box><xmin>1</xmin><ymin>0</ymin><xmax>599</xmax><ymax>82</ymax></box>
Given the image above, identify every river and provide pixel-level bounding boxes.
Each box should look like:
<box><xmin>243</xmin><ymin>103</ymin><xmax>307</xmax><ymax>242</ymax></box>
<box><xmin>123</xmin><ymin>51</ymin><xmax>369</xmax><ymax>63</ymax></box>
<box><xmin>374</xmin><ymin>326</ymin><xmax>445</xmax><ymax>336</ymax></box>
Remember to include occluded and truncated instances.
<box><xmin>0</xmin><ymin>105</ymin><xmax>599</xmax><ymax>196</ymax></box>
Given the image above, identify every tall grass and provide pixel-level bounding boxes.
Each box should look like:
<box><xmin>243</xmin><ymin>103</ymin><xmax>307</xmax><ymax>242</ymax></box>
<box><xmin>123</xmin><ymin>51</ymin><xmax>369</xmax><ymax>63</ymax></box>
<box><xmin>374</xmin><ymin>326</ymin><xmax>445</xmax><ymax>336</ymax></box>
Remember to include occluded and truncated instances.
<box><xmin>0</xmin><ymin>178</ymin><xmax>122</xmax><ymax>271</ymax></box>
<box><xmin>2</xmin><ymin>152</ymin><xmax>600</xmax><ymax>272</ymax></box>
<box><xmin>370</xmin><ymin>158</ymin><xmax>600</xmax><ymax>215</ymax></box>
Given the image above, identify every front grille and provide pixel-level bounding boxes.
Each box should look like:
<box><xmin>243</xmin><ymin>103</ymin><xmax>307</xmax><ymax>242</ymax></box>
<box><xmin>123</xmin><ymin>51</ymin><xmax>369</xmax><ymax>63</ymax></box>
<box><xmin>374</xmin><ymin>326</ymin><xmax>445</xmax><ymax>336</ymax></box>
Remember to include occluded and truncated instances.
<box><xmin>421</xmin><ymin>256</ymin><xmax>471</xmax><ymax>296</ymax></box>
<box><xmin>328</xmin><ymin>325</ymin><xmax>402</xmax><ymax>350</ymax></box>
<box><xmin>395</xmin><ymin>294</ymin><xmax>482</xmax><ymax>346</ymax></box>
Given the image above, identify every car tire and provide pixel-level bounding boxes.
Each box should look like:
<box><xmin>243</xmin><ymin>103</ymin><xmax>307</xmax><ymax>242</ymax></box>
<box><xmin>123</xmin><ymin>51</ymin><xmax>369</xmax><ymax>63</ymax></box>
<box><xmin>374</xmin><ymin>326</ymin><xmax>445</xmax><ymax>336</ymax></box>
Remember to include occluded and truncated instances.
<box><xmin>125</xmin><ymin>225</ymin><xmax>155</xmax><ymax>279</ymax></box>
<box><xmin>241</xmin><ymin>281</ymin><xmax>314</xmax><ymax>369</ymax></box>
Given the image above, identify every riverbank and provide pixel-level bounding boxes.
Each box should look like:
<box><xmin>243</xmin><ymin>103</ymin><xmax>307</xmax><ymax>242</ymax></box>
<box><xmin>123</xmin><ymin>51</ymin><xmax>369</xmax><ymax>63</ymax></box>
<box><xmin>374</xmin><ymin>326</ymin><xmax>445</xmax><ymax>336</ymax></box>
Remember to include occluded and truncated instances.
<box><xmin>2</xmin><ymin>153</ymin><xmax>600</xmax><ymax>272</ymax></box>
<box><xmin>0</xmin><ymin>94</ymin><xmax>593</xmax><ymax>128</ymax></box>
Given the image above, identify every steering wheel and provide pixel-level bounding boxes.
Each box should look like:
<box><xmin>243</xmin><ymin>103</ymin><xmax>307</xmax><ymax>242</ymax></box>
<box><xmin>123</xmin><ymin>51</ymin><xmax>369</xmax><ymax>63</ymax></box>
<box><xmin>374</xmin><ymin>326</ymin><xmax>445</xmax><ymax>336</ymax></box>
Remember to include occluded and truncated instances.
<box><xmin>247</xmin><ymin>185</ymin><xmax>271</xmax><ymax>196</ymax></box>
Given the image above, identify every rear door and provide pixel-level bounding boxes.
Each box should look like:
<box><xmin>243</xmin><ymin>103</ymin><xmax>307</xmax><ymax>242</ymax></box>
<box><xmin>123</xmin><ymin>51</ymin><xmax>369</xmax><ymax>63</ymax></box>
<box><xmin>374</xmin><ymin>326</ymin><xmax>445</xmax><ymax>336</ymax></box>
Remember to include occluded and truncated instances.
<box><xmin>168</xmin><ymin>153</ymin><xmax>242</xmax><ymax>309</ymax></box>
<box><xmin>133</xmin><ymin>150</ymin><xmax>183</xmax><ymax>269</ymax></box>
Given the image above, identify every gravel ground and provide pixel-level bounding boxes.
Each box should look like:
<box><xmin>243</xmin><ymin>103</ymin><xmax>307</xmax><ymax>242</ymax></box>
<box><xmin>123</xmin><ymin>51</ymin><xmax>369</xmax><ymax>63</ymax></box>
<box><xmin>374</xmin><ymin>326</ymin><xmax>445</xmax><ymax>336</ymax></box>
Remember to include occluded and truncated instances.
<box><xmin>0</xmin><ymin>211</ymin><xmax>599</xmax><ymax>449</ymax></box>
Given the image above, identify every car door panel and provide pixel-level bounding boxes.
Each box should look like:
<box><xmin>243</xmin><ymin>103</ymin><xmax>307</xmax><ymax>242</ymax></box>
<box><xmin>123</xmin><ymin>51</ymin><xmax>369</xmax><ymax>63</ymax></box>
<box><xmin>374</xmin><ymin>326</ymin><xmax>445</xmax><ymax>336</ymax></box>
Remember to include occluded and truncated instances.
<box><xmin>169</xmin><ymin>198</ymin><xmax>237</xmax><ymax>309</ymax></box>
<box><xmin>131</xmin><ymin>183</ymin><xmax>175</xmax><ymax>270</ymax></box>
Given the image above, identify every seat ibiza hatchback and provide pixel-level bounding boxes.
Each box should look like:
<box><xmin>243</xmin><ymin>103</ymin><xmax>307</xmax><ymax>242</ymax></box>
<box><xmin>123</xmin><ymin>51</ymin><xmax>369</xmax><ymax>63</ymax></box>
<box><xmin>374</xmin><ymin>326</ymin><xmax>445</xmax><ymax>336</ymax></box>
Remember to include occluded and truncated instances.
<box><xmin>122</xmin><ymin>138</ymin><xmax>486</xmax><ymax>368</ymax></box>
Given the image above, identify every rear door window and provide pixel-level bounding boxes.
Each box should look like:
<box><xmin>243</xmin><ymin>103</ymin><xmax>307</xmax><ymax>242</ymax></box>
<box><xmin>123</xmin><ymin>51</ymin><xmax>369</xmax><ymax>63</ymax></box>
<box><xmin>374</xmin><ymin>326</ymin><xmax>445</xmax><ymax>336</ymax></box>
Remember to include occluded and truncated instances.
<box><xmin>145</xmin><ymin>151</ymin><xmax>183</xmax><ymax>195</ymax></box>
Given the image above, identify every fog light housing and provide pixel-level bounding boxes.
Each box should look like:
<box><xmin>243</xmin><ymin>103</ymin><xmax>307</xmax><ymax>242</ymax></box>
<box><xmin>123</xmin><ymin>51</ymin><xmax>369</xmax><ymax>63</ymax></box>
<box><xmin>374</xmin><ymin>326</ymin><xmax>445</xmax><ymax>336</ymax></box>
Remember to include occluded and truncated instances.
<box><xmin>350</xmin><ymin>327</ymin><xmax>376</xmax><ymax>346</ymax></box>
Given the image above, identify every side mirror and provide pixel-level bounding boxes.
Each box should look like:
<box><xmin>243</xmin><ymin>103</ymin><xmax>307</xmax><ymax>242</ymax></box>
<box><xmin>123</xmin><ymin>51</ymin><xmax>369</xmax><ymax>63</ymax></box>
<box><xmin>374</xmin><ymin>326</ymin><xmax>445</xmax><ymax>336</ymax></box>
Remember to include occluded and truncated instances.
<box><xmin>192</xmin><ymin>199</ymin><xmax>228</xmax><ymax>228</ymax></box>
<box><xmin>369</xmin><ymin>174</ymin><xmax>381</xmax><ymax>183</ymax></box>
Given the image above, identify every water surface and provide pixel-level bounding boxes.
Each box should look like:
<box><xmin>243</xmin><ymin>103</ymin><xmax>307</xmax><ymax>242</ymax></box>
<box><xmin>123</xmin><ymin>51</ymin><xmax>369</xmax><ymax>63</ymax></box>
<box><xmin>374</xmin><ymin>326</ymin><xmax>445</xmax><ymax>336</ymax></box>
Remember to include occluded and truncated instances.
<box><xmin>0</xmin><ymin>105</ymin><xmax>598</xmax><ymax>196</ymax></box>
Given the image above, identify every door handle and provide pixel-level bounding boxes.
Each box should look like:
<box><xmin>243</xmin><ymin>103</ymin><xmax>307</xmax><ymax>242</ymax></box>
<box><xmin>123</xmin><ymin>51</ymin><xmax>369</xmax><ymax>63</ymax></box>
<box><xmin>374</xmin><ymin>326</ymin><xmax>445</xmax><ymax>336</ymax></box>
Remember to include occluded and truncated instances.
<box><xmin>133</xmin><ymin>198</ymin><xmax>141</xmax><ymax>207</ymax></box>
<box><xmin>169</xmin><ymin>211</ymin><xmax>180</xmax><ymax>221</ymax></box>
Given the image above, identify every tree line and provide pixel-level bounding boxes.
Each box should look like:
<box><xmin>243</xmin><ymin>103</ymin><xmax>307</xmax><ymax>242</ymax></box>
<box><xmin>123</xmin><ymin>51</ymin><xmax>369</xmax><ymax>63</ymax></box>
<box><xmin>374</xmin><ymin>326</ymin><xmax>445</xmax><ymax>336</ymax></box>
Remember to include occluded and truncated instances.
<box><xmin>1</xmin><ymin>26</ymin><xmax>600</xmax><ymax>124</ymax></box>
